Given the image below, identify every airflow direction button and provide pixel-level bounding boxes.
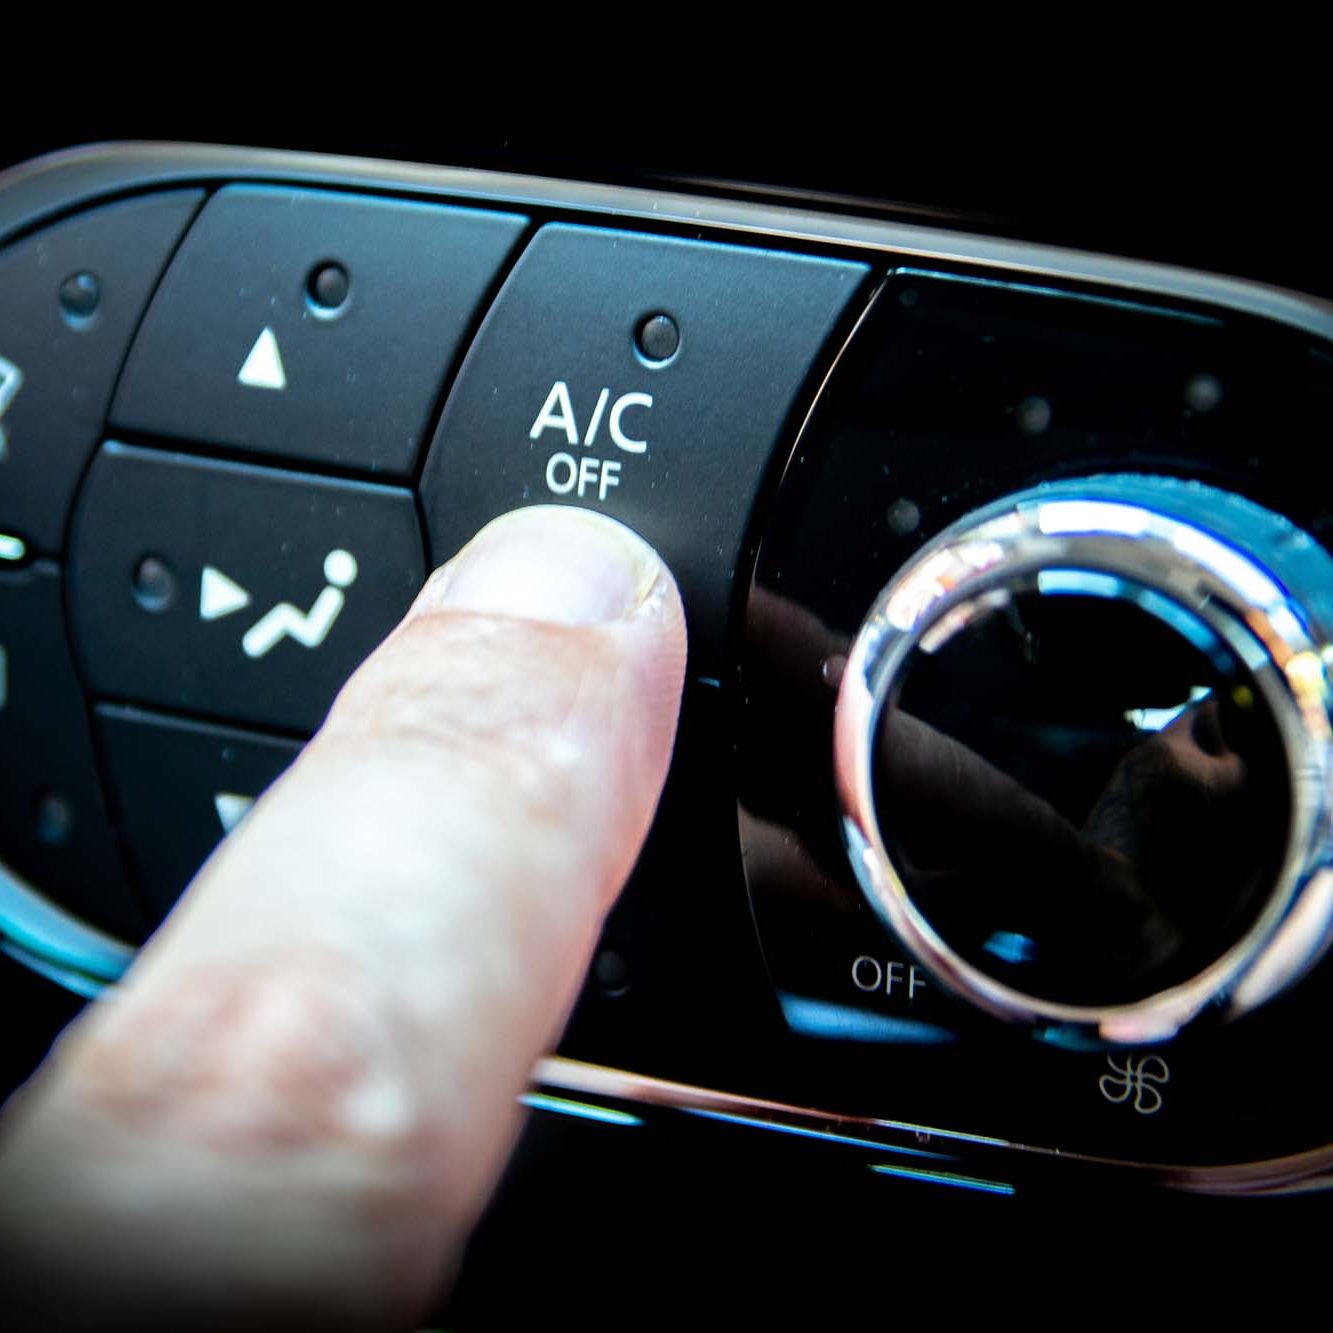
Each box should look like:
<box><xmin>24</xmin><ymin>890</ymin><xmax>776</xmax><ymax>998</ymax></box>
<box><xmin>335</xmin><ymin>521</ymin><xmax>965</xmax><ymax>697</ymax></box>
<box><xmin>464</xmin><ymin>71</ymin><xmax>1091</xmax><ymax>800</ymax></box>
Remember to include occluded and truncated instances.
<box><xmin>68</xmin><ymin>444</ymin><xmax>426</xmax><ymax>734</ymax></box>
<box><xmin>96</xmin><ymin>705</ymin><xmax>302</xmax><ymax>923</ymax></box>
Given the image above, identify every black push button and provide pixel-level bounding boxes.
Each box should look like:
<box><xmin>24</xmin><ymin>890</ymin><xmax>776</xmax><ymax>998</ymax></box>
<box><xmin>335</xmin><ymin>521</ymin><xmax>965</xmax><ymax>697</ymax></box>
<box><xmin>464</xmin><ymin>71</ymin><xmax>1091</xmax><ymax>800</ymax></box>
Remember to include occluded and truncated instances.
<box><xmin>96</xmin><ymin>705</ymin><xmax>302</xmax><ymax>923</ymax></box>
<box><xmin>112</xmin><ymin>188</ymin><xmax>528</xmax><ymax>475</ymax></box>
<box><xmin>69</xmin><ymin>443</ymin><xmax>426</xmax><ymax>734</ymax></box>
<box><xmin>0</xmin><ymin>562</ymin><xmax>146</xmax><ymax>940</ymax></box>
<box><xmin>0</xmin><ymin>191</ymin><xmax>203</xmax><ymax>553</ymax></box>
<box><xmin>419</xmin><ymin>225</ymin><xmax>869</xmax><ymax>670</ymax></box>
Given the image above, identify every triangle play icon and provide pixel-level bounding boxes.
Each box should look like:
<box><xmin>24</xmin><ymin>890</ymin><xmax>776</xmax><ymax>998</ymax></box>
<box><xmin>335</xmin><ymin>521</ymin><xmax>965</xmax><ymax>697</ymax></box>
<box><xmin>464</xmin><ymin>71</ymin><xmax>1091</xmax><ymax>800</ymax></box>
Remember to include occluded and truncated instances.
<box><xmin>199</xmin><ymin>566</ymin><xmax>252</xmax><ymax>621</ymax></box>
<box><xmin>237</xmin><ymin>326</ymin><xmax>287</xmax><ymax>391</ymax></box>
<box><xmin>213</xmin><ymin>791</ymin><xmax>255</xmax><ymax>834</ymax></box>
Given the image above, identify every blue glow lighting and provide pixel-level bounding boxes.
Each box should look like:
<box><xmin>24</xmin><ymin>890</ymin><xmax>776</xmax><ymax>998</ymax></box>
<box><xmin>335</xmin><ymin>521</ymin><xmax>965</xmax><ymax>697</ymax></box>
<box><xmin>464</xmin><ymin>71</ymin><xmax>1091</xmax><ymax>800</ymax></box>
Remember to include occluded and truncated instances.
<box><xmin>0</xmin><ymin>534</ymin><xmax>26</xmax><ymax>562</ymax></box>
<box><xmin>982</xmin><ymin>931</ymin><xmax>1037</xmax><ymax>965</ymax></box>
<box><xmin>779</xmin><ymin>993</ymin><xmax>957</xmax><ymax>1045</ymax></box>
<box><xmin>869</xmin><ymin>1162</ymin><xmax>1015</xmax><ymax>1196</ymax></box>
<box><xmin>684</xmin><ymin>1107</ymin><xmax>952</xmax><ymax>1161</ymax></box>
<box><xmin>0</xmin><ymin>860</ymin><xmax>133</xmax><ymax>995</ymax></box>
<box><xmin>519</xmin><ymin>1093</ymin><xmax>642</xmax><ymax>1127</ymax></box>
<box><xmin>1171</xmin><ymin>524</ymin><xmax>1282</xmax><ymax>608</ymax></box>
<box><xmin>1036</xmin><ymin>567</ymin><xmax>1233</xmax><ymax>666</ymax></box>
<box><xmin>0</xmin><ymin>940</ymin><xmax>108</xmax><ymax>998</ymax></box>
<box><xmin>1036</xmin><ymin>569</ymin><xmax>1127</xmax><ymax>599</ymax></box>
<box><xmin>1129</xmin><ymin>586</ymin><xmax>1224</xmax><ymax>658</ymax></box>
<box><xmin>1037</xmin><ymin>503</ymin><xmax>1151</xmax><ymax>540</ymax></box>
<box><xmin>1036</xmin><ymin>1026</ymin><xmax>1111</xmax><ymax>1052</ymax></box>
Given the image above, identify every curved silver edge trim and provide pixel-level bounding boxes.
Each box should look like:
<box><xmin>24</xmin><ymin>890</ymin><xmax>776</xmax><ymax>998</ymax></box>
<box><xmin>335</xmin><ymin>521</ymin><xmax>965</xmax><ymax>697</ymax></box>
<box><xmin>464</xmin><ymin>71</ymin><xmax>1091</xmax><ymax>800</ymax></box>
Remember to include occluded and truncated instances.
<box><xmin>5</xmin><ymin>142</ymin><xmax>1333</xmax><ymax>1195</ymax></box>
<box><xmin>2</xmin><ymin>142</ymin><xmax>1333</xmax><ymax>347</ymax></box>
<box><xmin>0</xmin><ymin>862</ymin><xmax>134</xmax><ymax>984</ymax></box>
<box><xmin>534</xmin><ymin>1056</ymin><xmax>1333</xmax><ymax>1196</ymax></box>
<box><xmin>835</xmin><ymin>487</ymin><xmax>1333</xmax><ymax>1044</ymax></box>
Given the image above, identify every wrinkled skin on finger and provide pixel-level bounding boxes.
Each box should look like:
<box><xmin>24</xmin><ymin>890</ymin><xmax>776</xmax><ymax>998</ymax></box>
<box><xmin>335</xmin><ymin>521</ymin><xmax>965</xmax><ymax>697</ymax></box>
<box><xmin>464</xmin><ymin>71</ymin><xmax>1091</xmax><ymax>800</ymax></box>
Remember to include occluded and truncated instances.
<box><xmin>0</xmin><ymin>508</ymin><xmax>687</xmax><ymax>1331</ymax></box>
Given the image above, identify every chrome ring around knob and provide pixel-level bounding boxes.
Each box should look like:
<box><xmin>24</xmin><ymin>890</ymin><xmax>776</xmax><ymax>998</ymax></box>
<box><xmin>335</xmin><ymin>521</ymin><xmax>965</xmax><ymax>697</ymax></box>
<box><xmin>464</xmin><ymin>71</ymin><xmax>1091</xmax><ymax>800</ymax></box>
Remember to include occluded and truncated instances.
<box><xmin>834</xmin><ymin>476</ymin><xmax>1333</xmax><ymax>1046</ymax></box>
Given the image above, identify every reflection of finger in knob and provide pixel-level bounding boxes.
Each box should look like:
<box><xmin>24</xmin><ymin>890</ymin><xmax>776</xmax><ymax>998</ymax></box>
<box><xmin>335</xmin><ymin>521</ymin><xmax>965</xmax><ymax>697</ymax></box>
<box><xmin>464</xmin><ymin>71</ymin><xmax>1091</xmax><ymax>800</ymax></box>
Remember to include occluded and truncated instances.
<box><xmin>739</xmin><ymin>807</ymin><xmax>862</xmax><ymax>913</ymax></box>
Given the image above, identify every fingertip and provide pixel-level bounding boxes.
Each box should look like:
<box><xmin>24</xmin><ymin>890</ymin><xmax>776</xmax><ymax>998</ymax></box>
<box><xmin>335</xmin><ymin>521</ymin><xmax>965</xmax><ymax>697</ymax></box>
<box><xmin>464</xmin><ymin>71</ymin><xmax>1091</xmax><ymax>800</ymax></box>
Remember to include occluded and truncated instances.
<box><xmin>417</xmin><ymin>505</ymin><xmax>677</xmax><ymax>629</ymax></box>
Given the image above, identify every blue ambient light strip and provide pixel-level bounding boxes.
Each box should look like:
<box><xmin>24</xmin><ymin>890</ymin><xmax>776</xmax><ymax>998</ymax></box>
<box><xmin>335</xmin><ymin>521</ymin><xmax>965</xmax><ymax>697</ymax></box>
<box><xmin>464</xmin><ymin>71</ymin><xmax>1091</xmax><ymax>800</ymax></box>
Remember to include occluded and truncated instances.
<box><xmin>870</xmin><ymin>1162</ymin><xmax>1015</xmax><ymax>1196</ymax></box>
<box><xmin>520</xmin><ymin>1092</ymin><xmax>644</xmax><ymax>1127</ymax></box>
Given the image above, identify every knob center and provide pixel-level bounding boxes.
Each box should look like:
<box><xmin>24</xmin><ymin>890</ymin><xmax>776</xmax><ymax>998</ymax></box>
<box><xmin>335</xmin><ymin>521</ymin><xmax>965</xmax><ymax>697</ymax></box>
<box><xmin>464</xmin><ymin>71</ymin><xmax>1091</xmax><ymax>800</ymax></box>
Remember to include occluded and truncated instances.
<box><xmin>874</xmin><ymin>582</ymin><xmax>1289</xmax><ymax>1007</ymax></box>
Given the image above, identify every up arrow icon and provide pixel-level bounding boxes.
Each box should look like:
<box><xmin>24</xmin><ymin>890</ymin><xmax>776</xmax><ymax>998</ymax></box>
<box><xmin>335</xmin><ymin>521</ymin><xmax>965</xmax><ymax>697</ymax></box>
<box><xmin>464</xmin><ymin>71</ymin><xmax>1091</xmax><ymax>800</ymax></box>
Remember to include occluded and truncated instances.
<box><xmin>237</xmin><ymin>327</ymin><xmax>287</xmax><ymax>391</ymax></box>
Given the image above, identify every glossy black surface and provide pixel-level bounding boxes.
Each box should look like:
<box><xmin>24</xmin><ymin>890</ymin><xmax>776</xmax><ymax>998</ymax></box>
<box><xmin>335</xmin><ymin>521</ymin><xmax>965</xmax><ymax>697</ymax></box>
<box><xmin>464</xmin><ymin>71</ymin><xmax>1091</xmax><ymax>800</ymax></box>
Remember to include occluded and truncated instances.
<box><xmin>878</xmin><ymin>588</ymin><xmax>1289</xmax><ymax>1006</ymax></box>
<box><xmin>739</xmin><ymin>268</ymin><xmax>1333</xmax><ymax>1164</ymax></box>
<box><xmin>0</xmin><ymin>190</ymin><xmax>202</xmax><ymax>553</ymax></box>
<box><xmin>0</xmin><ymin>562</ymin><xmax>145</xmax><ymax>938</ymax></box>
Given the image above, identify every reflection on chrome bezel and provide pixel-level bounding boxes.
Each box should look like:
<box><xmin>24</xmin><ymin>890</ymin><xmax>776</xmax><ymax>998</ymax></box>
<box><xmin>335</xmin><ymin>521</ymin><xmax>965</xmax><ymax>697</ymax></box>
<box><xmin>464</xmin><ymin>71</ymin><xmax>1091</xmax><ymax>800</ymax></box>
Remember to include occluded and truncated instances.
<box><xmin>835</xmin><ymin>483</ymin><xmax>1333</xmax><ymax>1045</ymax></box>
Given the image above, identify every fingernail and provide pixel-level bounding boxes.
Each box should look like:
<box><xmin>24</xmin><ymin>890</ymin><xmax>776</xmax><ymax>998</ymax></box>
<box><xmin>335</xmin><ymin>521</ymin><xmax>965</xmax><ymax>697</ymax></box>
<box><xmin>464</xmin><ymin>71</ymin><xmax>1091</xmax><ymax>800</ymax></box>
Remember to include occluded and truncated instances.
<box><xmin>428</xmin><ymin>506</ymin><xmax>665</xmax><ymax>626</ymax></box>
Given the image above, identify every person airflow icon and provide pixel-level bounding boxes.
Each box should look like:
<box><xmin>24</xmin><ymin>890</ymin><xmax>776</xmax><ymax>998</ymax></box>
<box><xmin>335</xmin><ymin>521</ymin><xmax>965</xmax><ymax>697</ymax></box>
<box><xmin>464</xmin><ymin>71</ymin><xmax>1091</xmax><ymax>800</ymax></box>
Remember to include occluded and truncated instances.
<box><xmin>239</xmin><ymin>549</ymin><xmax>359</xmax><ymax>660</ymax></box>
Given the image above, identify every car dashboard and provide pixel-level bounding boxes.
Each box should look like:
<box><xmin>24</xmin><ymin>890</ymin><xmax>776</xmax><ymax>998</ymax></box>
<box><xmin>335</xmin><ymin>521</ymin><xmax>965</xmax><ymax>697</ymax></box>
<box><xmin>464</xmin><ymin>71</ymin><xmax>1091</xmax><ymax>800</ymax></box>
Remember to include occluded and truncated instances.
<box><xmin>3</xmin><ymin>134</ymin><xmax>1332</xmax><ymax>1312</ymax></box>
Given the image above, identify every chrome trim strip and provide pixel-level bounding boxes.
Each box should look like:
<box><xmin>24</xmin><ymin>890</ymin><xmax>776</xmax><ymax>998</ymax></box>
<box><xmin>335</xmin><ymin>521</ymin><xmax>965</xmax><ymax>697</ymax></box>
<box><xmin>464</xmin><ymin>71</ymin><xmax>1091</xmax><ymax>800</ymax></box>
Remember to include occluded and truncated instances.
<box><xmin>834</xmin><ymin>482</ymin><xmax>1333</xmax><ymax>1044</ymax></box>
<box><xmin>0</xmin><ymin>938</ymin><xmax>110</xmax><ymax>999</ymax></box>
<box><xmin>534</xmin><ymin>1056</ymin><xmax>1333</xmax><ymax>1195</ymax></box>
<box><xmin>0</xmin><ymin>859</ymin><xmax>134</xmax><ymax>984</ymax></box>
<box><xmin>533</xmin><ymin>1055</ymin><xmax>1018</xmax><ymax>1149</ymax></box>
<box><xmin>2</xmin><ymin>143</ymin><xmax>1332</xmax><ymax>347</ymax></box>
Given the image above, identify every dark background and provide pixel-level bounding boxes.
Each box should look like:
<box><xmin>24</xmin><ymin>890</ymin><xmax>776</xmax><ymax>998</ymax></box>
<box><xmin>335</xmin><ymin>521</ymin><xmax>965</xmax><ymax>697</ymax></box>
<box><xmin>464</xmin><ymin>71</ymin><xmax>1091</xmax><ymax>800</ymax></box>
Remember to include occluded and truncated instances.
<box><xmin>4</xmin><ymin>108</ymin><xmax>1329</xmax><ymax>299</ymax></box>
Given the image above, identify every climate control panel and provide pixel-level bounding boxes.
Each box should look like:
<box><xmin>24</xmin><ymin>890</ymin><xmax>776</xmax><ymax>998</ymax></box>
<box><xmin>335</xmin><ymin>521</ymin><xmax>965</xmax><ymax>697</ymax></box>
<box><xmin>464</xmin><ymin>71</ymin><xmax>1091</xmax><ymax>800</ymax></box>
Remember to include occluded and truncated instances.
<box><xmin>4</xmin><ymin>144</ymin><xmax>1333</xmax><ymax>1196</ymax></box>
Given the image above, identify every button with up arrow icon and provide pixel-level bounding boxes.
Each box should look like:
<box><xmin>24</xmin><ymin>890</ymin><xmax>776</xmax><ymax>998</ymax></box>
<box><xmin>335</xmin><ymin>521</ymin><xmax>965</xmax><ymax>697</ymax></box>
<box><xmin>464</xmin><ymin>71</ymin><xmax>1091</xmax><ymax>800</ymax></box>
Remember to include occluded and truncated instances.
<box><xmin>110</xmin><ymin>186</ymin><xmax>527</xmax><ymax>475</ymax></box>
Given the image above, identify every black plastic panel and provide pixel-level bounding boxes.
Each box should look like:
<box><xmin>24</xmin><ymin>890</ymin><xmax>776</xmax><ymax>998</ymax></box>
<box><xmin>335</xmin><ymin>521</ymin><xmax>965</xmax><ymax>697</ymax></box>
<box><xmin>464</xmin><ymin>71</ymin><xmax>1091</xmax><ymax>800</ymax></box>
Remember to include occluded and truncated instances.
<box><xmin>97</xmin><ymin>705</ymin><xmax>303</xmax><ymax>923</ymax></box>
<box><xmin>421</xmin><ymin>224</ymin><xmax>869</xmax><ymax>672</ymax></box>
<box><xmin>68</xmin><ymin>443</ymin><xmax>426</xmax><ymax>734</ymax></box>
<box><xmin>112</xmin><ymin>187</ymin><xmax>527</xmax><ymax>476</ymax></box>
<box><xmin>0</xmin><ymin>190</ymin><xmax>202</xmax><ymax>553</ymax></box>
<box><xmin>738</xmin><ymin>270</ymin><xmax>1333</xmax><ymax>1166</ymax></box>
<box><xmin>0</xmin><ymin>562</ymin><xmax>145</xmax><ymax>939</ymax></box>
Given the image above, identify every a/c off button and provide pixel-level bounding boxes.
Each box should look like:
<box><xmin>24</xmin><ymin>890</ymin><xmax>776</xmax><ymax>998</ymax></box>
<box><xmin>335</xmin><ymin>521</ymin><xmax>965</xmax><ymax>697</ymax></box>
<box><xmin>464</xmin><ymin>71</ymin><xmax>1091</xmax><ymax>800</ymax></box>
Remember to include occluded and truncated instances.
<box><xmin>420</xmin><ymin>224</ymin><xmax>869</xmax><ymax>671</ymax></box>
